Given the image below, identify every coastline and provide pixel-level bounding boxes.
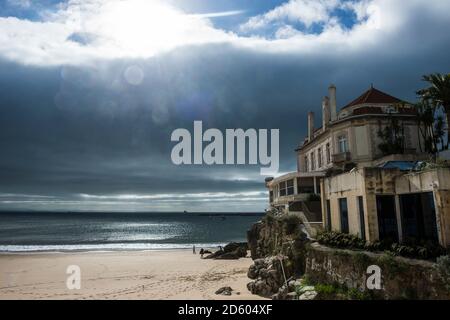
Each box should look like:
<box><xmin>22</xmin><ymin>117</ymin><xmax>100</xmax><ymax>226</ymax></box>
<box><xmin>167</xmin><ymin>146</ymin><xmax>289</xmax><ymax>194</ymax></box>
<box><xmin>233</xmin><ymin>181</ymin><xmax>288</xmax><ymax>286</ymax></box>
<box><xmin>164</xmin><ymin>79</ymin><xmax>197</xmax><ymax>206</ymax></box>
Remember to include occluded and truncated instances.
<box><xmin>0</xmin><ymin>249</ymin><xmax>265</xmax><ymax>300</ymax></box>
<box><xmin>0</xmin><ymin>243</ymin><xmax>230</xmax><ymax>254</ymax></box>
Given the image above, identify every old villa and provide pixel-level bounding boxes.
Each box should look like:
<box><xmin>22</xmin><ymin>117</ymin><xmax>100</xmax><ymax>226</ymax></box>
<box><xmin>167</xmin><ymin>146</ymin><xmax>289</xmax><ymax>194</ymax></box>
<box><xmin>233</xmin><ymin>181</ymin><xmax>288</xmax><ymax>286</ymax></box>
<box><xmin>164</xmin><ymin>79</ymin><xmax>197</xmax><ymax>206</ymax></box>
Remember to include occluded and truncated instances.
<box><xmin>266</xmin><ymin>84</ymin><xmax>450</xmax><ymax>248</ymax></box>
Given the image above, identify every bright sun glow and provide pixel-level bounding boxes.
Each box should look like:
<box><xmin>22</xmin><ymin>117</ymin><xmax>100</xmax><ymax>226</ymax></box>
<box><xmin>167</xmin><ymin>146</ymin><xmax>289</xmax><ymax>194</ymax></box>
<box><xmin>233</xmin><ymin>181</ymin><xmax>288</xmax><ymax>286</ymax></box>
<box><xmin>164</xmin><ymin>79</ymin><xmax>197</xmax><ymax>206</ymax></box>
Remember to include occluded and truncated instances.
<box><xmin>71</xmin><ymin>0</ymin><xmax>231</xmax><ymax>57</ymax></box>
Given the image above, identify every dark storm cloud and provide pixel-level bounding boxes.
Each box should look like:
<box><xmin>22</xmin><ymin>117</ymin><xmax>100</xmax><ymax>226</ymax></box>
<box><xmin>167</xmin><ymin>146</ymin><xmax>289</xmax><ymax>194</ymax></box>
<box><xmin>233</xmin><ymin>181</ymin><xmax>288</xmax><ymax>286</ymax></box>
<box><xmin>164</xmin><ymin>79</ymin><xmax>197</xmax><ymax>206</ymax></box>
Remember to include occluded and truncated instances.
<box><xmin>0</xmin><ymin>1</ymin><xmax>450</xmax><ymax>211</ymax></box>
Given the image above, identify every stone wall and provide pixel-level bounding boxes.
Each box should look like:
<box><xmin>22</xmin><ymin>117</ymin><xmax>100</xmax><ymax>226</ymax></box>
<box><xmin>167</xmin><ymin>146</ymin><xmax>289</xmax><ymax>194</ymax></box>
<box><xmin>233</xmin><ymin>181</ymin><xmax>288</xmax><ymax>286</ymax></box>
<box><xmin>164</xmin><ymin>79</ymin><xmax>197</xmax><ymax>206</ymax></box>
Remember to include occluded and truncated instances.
<box><xmin>247</xmin><ymin>216</ymin><xmax>450</xmax><ymax>299</ymax></box>
<box><xmin>305</xmin><ymin>242</ymin><xmax>450</xmax><ymax>300</ymax></box>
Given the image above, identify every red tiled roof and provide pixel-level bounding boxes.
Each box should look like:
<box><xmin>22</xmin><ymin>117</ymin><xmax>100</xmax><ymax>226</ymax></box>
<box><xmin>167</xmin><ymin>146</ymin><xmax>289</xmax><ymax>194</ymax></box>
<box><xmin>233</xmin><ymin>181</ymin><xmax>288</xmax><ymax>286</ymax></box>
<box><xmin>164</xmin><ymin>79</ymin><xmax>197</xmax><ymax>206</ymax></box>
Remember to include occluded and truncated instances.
<box><xmin>342</xmin><ymin>86</ymin><xmax>405</xmax><ymax>109</ymax></box>
<box><xmin>352</xmin><ymin>106</ymin><xmax>417</xmax><ymax>116</ymax></box>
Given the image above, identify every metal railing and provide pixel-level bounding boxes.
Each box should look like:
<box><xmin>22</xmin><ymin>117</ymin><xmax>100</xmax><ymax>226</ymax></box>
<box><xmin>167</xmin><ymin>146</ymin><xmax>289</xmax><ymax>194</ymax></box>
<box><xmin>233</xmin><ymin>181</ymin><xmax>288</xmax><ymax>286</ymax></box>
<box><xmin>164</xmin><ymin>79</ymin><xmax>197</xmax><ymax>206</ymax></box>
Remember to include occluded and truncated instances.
<box><xmin>332</xmin><ymin>151</ymin><xmax>351</xmax><ymax>163</ymax></box>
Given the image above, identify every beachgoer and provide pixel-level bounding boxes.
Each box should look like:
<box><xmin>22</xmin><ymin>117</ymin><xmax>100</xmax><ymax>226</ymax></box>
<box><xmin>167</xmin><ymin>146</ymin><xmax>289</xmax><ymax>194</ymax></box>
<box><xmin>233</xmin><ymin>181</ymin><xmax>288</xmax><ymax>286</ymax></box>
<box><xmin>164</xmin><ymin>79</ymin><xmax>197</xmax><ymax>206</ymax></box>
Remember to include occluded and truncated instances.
<box><xmin>200</xmin><ymin>248</ymin><xmax>204</xmax><ymax>258</ymax></box>
<box><xmin>193</xmin><ymin>245</ymin><xmax>196</xmax><ymax>254</ymax></box>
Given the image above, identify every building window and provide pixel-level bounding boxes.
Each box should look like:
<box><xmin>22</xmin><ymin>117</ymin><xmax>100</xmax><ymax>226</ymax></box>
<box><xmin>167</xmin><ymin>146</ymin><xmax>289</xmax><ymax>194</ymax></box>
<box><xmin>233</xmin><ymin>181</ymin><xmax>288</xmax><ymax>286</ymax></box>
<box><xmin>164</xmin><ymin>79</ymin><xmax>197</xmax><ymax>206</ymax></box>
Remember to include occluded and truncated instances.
<box><xmin>279</xmin><ymin>180</ymin><xmax>294</xmax><ymax>197</ymax></box>
<box><xmin>304</xmin><ymin>155</ymin><xmax>309</xmax><ymax>172</ymax></box>
<box><xmin>279</xmin><ymin>182</ymin><xmax>286</xmax><ymax>197</ymax></box>
<box><xmin>318</xmin><ymin>148</ymin><xmax>323</xmax><ymax>168</ymax></box>
<box><xmin>338</xmin><ymin>135</ymin><xmax>348</xmax><ymax>153</ymax></box>
<box><xmin>297</xmin><ymin>178</ymin><xmax>314</xmax><ymax>194</ymax></box>
<box><xmin>339</xmin><ymin>198</ymin><xmax>349</xmax><ymax>233</ymax></box>
<box><xmin>286</xmin><ymin>179</ymin><xmax>294</xmax><ymax>195</ymax></box>
<box><xmin>310</xmin><ymin>152</ymin><xmax>315</xmax><ymax>171</ymax></box>
<box><xmin>376</xmin><ymin>195</ymin><xmax>399</xmax><ymax>242</ymax></box>
<box><xmin>326</xmin><ymin>200</ymin><xmax>332</xmax><ymax>231</ymax></box>
<box><xmin>269</xmin><ymin>191</ymin><xmax>274</xmax><ymax>203</ymax></box>
<box><xmin>358</xmin><ymin>196</ymin><xmax>366</xmax><ymax>241</ymax></box>
<box><xmin>326</xmin><ymin>143</ymin><xmax>331</xmax><ymax>164</ymax></box>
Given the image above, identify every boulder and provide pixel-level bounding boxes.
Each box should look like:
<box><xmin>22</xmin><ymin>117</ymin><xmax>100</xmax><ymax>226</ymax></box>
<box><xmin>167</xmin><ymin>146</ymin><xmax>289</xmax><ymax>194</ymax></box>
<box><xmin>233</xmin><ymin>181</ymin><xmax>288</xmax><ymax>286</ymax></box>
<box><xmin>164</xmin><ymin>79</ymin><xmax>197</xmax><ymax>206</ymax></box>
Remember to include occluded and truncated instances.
<box><xmin>246</xmin><ymin>255</ymin><xmax>294</xmax><ymax>298</ymax></box>
<box><xmin>247</xmin><ymin>281</ymin><xmax>255</xmax><ymax>293</ymax></box>
<box><xmin>214</xmin><ymin>252</ymin><xmax>241</xmax><ymax>260</ymax></box>
<box><xmin>259</xmin><ymin>268</ymin><xmax>269</xmax><ymax>279</ymax></box>
<box><xmin>204</xmin><ymin>242</ymin><xmax>248</xmax><ymax>260</ymax></box>
<box><xmin>271</xmin><ymin>284</ymin><xmax>288</xmax><ymax>300</ymax></box>
<box><xmin>223</xmin><ymin>242</ymin><xmax>248</xmax><ymax>253</ymax></box>
<box><xmin>286</xmin><ymin>292</ymin><xmax>298</xmax><ymax>300</ymax></box>
<box><xmin>203</xmin><ymin>250</ymin><xmax>224</xmax><ymax>259</ymax></box>
<box><xmin>297</xmin><ymin>285</ymin><xmax>315</xmax><ymax>295</ymax></box>
<box><xmin>247</xmin><ymin>264</ymin><xmax>258</xmax><ymax>279</ymax></box>
<box><xmin>254</xmin><ymin>258</ymin><xmax>266</xmax><ymax>267</ymax></box>
<box><xmin>254</xmin><ymin>280</ymin><xmax>272</xmax><ymax>297</ymax></box>
<box><xmin>299</xmin><ymin>290</ymin><xmax>318</xmax><ymax>300</ymax></box>
<box><xmin>215</xmin><ymin>286</ymin><xmax>233</xmax><ymax>296</ymax></box>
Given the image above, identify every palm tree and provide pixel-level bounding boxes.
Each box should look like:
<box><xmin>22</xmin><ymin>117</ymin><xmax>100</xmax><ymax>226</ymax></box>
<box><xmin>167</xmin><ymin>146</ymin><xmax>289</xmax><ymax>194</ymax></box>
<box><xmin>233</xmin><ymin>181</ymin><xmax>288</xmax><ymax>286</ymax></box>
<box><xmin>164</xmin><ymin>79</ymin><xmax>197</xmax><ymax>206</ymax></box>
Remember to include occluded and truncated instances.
<box><xmin>417</xmin><ymin>73</ymin><xmax>450</xmax><ymax>149</ymax></box>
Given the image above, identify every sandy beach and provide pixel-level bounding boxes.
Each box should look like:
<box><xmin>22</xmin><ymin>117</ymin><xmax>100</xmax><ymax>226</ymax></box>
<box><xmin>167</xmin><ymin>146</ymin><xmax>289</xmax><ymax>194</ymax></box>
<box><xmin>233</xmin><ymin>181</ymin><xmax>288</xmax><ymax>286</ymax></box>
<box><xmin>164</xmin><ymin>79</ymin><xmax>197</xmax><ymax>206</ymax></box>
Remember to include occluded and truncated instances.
<box><xmin>0</xmin><ymin>250</ymin><xmax>265</xmax><ymax>300</ymax></box>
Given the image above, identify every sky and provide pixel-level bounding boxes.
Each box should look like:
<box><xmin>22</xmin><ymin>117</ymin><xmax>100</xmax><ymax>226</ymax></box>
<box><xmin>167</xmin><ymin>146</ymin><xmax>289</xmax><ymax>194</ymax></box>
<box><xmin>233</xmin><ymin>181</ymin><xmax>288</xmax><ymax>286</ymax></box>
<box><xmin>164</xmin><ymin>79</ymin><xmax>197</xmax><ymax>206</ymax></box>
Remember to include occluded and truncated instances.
<box><xmin>0</xmin><ymin>0</ymin><xmax>450</xmax><ymax>212</ymax></box>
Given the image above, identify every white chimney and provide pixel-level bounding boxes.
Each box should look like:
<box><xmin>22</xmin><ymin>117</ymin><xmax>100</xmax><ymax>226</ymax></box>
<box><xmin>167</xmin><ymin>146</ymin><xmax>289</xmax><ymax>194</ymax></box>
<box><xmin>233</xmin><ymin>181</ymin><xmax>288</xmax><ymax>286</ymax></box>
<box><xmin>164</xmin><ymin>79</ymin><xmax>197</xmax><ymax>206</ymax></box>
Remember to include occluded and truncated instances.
<box><xmin>329</xmin><ymin>84</ymin><xmax>337</xmax><ymax>121</ymax></box>
<box><xmin>322</xmin><ymin>96</ymin><xmax>330</xmax><ymax>131</ymax></box>
<box><xmin>308</xmin><ymin>112</ymin><xmax>315</xmax><ymax>142</ymax></box>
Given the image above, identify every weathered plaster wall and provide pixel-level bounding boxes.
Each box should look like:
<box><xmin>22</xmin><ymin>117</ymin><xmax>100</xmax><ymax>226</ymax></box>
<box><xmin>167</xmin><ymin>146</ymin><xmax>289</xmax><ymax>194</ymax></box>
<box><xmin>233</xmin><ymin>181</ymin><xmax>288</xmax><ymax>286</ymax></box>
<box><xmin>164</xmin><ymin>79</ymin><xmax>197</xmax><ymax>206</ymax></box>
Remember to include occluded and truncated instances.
<box><xmin>322</xmin><ymin>167</ymin><xmax>450</xmax><ymax>246</ymax></box>
<box><xmin>435</xmin><ymin>189</ymin><xmax>450</xmax><ymax>247</ymax></box>
<box><xmin>322</xmin><ymin>168</ymin><xmax>402</xmax><ymax>242</ymax></box>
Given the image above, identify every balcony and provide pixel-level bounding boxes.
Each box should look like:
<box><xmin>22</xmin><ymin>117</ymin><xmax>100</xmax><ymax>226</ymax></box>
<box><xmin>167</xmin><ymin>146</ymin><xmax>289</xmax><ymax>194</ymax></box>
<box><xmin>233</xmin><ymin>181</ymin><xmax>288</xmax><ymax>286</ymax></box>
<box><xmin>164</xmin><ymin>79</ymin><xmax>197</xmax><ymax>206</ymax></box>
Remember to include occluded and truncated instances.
<box><xmin>332</xmin><ymin>152</ymin><xmax>351</xmax><ymax>163</ymax></box>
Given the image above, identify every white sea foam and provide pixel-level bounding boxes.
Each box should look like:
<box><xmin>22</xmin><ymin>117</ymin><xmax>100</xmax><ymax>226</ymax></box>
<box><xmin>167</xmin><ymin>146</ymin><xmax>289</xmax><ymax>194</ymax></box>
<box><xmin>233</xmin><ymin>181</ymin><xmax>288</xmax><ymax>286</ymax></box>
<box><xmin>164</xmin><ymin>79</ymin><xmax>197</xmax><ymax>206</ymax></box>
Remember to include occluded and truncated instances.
<box><xmin>0</xmin><ymin>242</ymin><xmax>226</xmax><ymax>253</ymax></box>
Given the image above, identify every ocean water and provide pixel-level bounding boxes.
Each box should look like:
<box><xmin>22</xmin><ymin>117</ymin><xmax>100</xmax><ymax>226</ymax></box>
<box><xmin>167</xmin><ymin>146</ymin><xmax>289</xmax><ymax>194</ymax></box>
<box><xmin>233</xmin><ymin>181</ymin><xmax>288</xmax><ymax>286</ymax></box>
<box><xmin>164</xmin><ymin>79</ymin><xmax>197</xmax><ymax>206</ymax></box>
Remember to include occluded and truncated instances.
<box><xmin>0</xmin><ymin>211</ymin><xmax>263</xmax><ymax>252</ymax></box>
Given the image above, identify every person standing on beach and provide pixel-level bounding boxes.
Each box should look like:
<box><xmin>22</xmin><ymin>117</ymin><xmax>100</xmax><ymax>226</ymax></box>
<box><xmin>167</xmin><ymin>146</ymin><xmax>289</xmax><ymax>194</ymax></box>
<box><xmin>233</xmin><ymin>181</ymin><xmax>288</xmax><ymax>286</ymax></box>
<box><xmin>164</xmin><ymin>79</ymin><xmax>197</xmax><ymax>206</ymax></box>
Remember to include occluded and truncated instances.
<box><xmin>193</xmin><ymin>245</ymin><xmax>196</xmax><ymax>254</ymax></box>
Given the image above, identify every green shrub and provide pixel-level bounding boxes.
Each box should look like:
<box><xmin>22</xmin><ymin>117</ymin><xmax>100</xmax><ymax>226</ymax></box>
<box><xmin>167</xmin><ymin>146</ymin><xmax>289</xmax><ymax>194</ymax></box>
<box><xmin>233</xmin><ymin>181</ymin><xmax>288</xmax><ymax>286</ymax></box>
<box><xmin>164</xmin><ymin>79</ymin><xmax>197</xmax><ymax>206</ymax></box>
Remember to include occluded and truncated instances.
<box><xmin>317</xmin><ymin>231</ymin><xmax>366</xmax><ymax>250</ymax></box>
<box><xmin>318</xmin><ymin>231</ymin><xmax>446</xmax><ymax>261</ymax></box>
<box><xmin>264</xmin><ymin>211</ymin><xmax>275</xmax><ymax>224</ymax></box>
<box><xmin>347</xmin><ymin>288</ymin><xmax>371</xmax><ymax>300</ymax></box>
<box><xmin>315</xmin><ymin>283</ymin><xmax>338</xmax><ymax>295</ymax></box>
<box><xmin>353</xmin><ymin>252</ymin><xmax>372</xmax><ymax>266</ymax></box>
<box><xmin>300</xmin><ymin>274</ymin><xmax>313</xmax><ymax>286</ymax></box>
<box><xmin>278</xmin><ymin>214</ymin><xmax>302</xmax><ymax>235</ymax></box>
<box><xmin>377</xmin><ymin>253</ymin><xmax>408</xmax><ymax>276</ymax></box>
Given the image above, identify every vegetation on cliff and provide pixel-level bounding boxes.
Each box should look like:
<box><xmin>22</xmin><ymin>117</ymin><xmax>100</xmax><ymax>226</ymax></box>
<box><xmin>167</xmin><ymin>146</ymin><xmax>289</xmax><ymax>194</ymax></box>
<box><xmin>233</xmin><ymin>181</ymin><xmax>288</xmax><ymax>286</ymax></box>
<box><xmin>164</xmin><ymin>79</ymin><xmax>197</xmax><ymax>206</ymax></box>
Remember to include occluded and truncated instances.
<box><xmin>317</xmin><ymin>230</ymin><xmax>447</xmax><ymax>260</ymax></box>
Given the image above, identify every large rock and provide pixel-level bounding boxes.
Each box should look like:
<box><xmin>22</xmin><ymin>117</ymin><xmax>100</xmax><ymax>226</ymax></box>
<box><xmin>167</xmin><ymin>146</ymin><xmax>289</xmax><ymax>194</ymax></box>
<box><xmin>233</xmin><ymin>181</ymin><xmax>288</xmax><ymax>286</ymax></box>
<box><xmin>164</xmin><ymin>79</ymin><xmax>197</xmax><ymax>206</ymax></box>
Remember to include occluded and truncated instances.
<box><xmin>254</xmin><ymin>280</ymin><xmax>272</xmax><ymax>297</ymax></box>
<box><xmin>286</xmin><ymin>292</ymin><xmax>298</xmax><ymax>300</ymax></box>
<box><xmin>215</xmin><ymin>286</ymin><xmax>233</xmax><ymax>296</ymax></box>
<box><xmin>204</xmin><ymin>242</ymin><xmax>248</xmax><ymax>260</ymax></box>
<box><xmin>246</xmin><ymin>255</ymin><xmax>294</xmax><ymax>298</ymax></box>
<box><xmin>247</xmin><ymin>264</ymin><xmax>258</xmax><ymax>279</ymax></box>
<box><xmin>215</xmin><ymin>252</ymin><xmax>242</xmax><ymax>260</ymax></box>
<box><xmin>299</xmin><ymin>290</ymin><xmax>318</xmax><ymax>300</ymax></box>
<box><xmin>203</xmin><ymin>250</ymin><xmax>224</xmax><ymax>259</ymax></box>
<box><xmin>223</xmin><ymin>242</ymin><xmax>248</xmax><ymax>253</ymax></box>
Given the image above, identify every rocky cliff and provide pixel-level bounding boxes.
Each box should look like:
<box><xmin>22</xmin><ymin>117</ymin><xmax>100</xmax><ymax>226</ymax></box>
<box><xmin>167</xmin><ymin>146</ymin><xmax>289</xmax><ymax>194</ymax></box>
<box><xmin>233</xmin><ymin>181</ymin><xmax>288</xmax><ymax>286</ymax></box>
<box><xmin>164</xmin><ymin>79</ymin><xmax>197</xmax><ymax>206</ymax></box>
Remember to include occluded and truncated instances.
<box><xmin>246</xmin><ymin>213</ymin><xmax>311</xmax><ymax>299</ymax></box>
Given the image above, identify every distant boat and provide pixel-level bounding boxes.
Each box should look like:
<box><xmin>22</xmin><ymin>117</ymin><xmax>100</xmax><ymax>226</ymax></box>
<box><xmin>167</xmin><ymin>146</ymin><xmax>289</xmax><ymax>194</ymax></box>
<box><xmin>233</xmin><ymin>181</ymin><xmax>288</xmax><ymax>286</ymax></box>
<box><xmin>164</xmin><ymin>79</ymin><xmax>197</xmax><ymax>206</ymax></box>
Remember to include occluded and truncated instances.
<box><xmin>183</xmin><ymin>210</ymin><xmax>188</xmax><ymax>214</ymax></box>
